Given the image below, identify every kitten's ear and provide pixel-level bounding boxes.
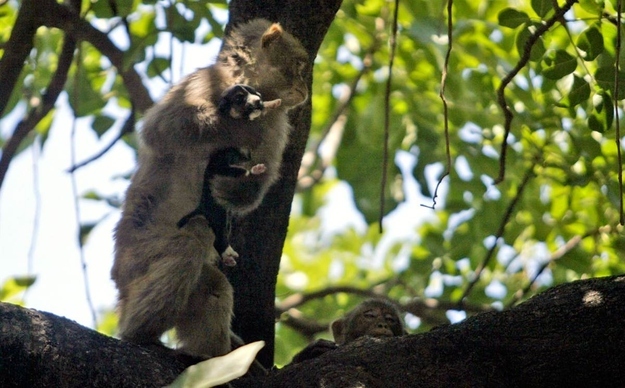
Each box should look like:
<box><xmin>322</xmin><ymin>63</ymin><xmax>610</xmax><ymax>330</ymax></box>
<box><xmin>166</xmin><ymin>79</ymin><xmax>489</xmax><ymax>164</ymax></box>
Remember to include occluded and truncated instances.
<box><xmin>261</xmin><ymin>23</ymin><xmax>283</xmax><ymax>48</ymax></box>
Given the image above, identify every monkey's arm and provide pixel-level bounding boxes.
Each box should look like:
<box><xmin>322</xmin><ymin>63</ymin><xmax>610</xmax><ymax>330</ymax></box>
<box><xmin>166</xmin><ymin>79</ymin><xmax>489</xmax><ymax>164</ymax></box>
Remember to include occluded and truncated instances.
<box><xmin>290</xmin><ymin>339</ymin><xmax>339</xmax><ymax>364</ymax></box>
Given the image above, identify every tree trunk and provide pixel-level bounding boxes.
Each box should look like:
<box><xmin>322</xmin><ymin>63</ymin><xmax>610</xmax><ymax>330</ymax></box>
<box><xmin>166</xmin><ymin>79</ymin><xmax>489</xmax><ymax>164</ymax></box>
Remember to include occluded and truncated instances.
<box><xmin>223</xmin><ymin>0</ymin><xmax>342</xmax><ymax>367</ymax></box>
<box><xmin>2</xmin><ymin>275</ymin><xmax>625</xmax><ymax>387</ymax></box>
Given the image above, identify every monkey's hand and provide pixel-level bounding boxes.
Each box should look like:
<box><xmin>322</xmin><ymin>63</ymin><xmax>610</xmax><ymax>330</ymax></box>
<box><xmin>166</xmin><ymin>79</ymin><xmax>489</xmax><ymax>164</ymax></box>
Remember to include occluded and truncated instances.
<box><xmin>177</xmin><ymin>209</ymin><xmax>204</xmax><ymax>229</ymax></box>
<box><xmin>221</xmin><ymin>245</ymin><xmax>238</xmax><ymax>267</ymax></box>
<box><xmin>290</xmin><ymin>339</ymin><xmax>338</xmax><ymax>364</ymax></box>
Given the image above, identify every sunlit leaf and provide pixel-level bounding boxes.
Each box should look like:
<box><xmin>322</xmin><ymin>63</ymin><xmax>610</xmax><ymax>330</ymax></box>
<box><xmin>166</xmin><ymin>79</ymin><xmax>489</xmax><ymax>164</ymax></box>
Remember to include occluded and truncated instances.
<box><xmin>498</xmin><ymin>8</ymin><xmax>530</xmax><ymax>29</ymax></box>
<box><xmin>531</xmin><ymin>0</ymin><xmax>552</xmax><ymax>17</ymax></box>
<box><xmin>587</xmin><ymin>92</ymin><xmax>613</xmax><ymax>132</ymax></box>
<box><xmin>92</xmin><ymin>115</ymin><xmax>116</xmax><ymax>137</ymax></box>
<box><xmin>541</xmin><ymin>50</ymin><xmax>576</xmax><ymax>79</ymax></box>
<box><xmin>577</xmin><ymin>24</ymin><xmax>604</xmax><ymax>61</ymax></box>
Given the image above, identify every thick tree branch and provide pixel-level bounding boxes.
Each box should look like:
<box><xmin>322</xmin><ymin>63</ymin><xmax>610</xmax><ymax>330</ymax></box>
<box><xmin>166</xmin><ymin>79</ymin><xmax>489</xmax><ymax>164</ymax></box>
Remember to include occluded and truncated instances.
<box><xmin>0</xmin><ymin>27</ymin><xmax>76</xmax><ymax>191</ymax></box>
<box><xmin>3</xmin><ymin>275</ymin><xmax>625</xmax><ymax>387</ymax></box>
<box><xmin>39</xmin><ymin>0</ymin><xmax>153</xmax><ymax>112</ymax></box>
<box><xmin>0</xmin><ymin>0</ymin><xmax>39</xmax><ymax>117</ymax></box>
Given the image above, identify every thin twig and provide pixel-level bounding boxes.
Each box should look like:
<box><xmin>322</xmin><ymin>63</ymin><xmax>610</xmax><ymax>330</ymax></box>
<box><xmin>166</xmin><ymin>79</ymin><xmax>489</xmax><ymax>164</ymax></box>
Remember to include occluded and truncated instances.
<box><xmin>379</xmin><ymin>0</ymin><xmax>400</xmax><ymax>233</ymax></box>
<box><xmin>67</xmin><ymin>108</ymin><xmax>135</xmax><ymax>173</ymax></box>
<box><xmin>421</xmin><ymin>0</ymin><xmax>454</xmax><ymax>210</ymax></box>
<box><xmin>614</xmin><ymin>0</ymin><xmax>624</xmax><ymax>225</ymax></box>
<box><xmin>70</xmin><ymin>44</ymin><xmax>98</xmax><ymax>329</ymax></box>
<box><xmin>505</xmin><ymin>233</ymin><xmax>593</xmax><ymax>308</ymax></box>
<box><xmin>495</xmin><ymin>0</ymin><xmax>577</xmax><ymax>184</ymax></box>
<box><xmin>297</xmin><ymin>48</ymin><xmax>376</xmax><ymax>190</ymax></box>
<box><xmin>459</xmin><ymin>163</ymin><xmax>535</xmax><ymax>306</ymax></box>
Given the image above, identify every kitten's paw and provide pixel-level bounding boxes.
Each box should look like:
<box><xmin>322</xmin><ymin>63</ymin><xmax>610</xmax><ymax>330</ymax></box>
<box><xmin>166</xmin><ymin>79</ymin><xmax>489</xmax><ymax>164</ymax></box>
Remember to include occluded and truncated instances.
<box><xmin>222</xmin><ymin>245</ymin><xmax>239</xmax><ymax>266</ymax></box>
<box><xmin>250</xmin><ymin>164</ymin><xmax>266</xmax><ymax>175</ymax></box>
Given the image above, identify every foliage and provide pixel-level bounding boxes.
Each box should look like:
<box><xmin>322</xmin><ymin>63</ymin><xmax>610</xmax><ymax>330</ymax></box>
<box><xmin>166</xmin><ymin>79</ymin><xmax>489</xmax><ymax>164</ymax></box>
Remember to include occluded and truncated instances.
<box><xmin>1</xmin><ymin>0</ymin><xmax>625</xmax><ymax>368</ymax></box>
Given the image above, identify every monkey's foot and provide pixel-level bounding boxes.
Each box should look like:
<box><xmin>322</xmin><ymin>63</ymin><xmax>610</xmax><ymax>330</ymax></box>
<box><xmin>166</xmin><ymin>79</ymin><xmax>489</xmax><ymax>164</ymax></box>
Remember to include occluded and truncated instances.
<box><xmin>222</xmin><ymin>245</ymin><xmax>239</xmax><ymax>267</ymax></box>
<box><xmin>249</xmin><ymin>164</ymin><xmax>266</xmax><ymax>175</ymax></box>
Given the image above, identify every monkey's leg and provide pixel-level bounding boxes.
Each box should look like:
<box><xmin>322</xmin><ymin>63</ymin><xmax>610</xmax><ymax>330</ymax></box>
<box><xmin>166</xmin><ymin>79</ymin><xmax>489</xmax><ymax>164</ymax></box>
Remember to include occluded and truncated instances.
<box><xmin>175</xmin><ymin>261</ymin><xmax>234</xmax><ymax>358</ymax></box>
<box><xmin>117</xmin><ymin>217</ymin><xmax>215</xmax><ymax>345</ymax></box>
<box><xmin>203</xmin><ymin>186</ymin><xmax>238</xmax><ymax>267</ymax></box>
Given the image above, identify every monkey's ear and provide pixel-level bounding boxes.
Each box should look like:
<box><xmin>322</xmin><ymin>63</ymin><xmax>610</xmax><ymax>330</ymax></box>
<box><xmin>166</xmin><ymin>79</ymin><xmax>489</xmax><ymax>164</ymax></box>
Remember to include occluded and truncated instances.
<box><xmin>330</xmin><ymin>318</ymin><xmax>346</xmax><ymax>345</ymax></box>
<box><xmin>261</xmin><ymin>23</ymin><xmax>283</xmax><ymax>47</ymax></box>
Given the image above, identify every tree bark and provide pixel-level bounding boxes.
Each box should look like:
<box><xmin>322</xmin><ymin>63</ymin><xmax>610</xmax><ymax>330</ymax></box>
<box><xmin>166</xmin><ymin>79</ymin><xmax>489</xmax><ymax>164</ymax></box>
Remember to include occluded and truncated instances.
<box><xmin>223</xmin><ymin>0</ymin><xmax>342</xmax><ymax>367</ymax></box>
<box><xmin>2</xmin><ymin>275</ymin><xmax>625</xmax><ymax>387</ymax></box>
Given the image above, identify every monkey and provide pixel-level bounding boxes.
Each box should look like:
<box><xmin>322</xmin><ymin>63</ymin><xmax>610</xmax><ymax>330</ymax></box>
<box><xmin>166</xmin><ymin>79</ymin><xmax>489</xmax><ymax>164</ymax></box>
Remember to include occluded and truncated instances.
<box><xmin>177</xmin><ymin>146</ymin><xmax>261</xmax><ymax>267</ymax></box>
<box><xmin>177</xmin><ymin>84</ymin><xmax>282</xmax><ymax>266</ymax></box>
<box><xmin>331</xmin><ymin>299</ymin><xmax>406</xmax><ymax>345</ymax></box>
<box><xmin>112</xmin><ymin>18</ymin><xmax>309</xmax><ymax>359</ymax></box>
<box><xmin>290</xmin><ymin>299</ymin><xmax>406</xmax><ymax>364</ymax></box>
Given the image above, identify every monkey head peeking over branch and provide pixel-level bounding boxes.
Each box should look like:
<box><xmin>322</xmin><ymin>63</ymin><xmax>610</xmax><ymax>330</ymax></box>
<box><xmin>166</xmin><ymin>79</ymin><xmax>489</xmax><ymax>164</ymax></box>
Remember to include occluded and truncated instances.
<box><xmin>112</xmin><ymin>19</ymin><xmax>308</xmax><ymax>359</ymax></box>
<box><xmin>290</xmin><ymin>299</ymin><xmax>407</xmax><ymax>364</ymax></box>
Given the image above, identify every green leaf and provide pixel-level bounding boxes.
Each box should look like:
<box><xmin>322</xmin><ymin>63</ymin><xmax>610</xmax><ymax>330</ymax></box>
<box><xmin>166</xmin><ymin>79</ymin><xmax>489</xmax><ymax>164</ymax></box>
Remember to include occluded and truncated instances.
<box><xmin>565</xmin><ymin>75</ymin><xmax>590</xmax><ymax>107</ymax></box>
<box><xmin>531</xmin><ymin>0</ymin><xmax>552</xmax><ymax>17</ymax></box>
<box><xmin>79</xmin><ymin>223</ymin><xmax>97</xmax><ymax>247</ymax></box>
<box><xmin>498</xmin><ymin>8</ymin><xmax>530</xmax><ymax>29</ymax></box>
<box><xmin>92</xmin><ymin>115</ymin><xmax>116</xmax><ymax>137</ymax></box>
<box><xmin>0</xmin><ymin>276</ymin><xmax>37</xmax><ymax>302</ymax></box>
<box><xmin>578</xmin><ymin>0</ymin><xmax>605</xmax><ymax>15</ymax></box>
<box><xmin>577</xmin><ymin>24</ymin><xmax>604</xmax><ymax>61</ymax></box>
<box><xmin>594</xmin><ymin>66</ymin><xmax>625</xmax><ymax>100</ymax></box>
<box><xmin>66</xmin><ymin>69</ymin><xmax>107</xmax><ymax>117</ymax></box>
<box><xmin>588</xmin><ymin>92</ymin><xmax>614</xmax><ymax>132</ymax></box>
<box><xmin>516</xmin><ymin>27</ymin><xmax>546</xmax><ymax>62</ymax></box>
<box><xmin>541</xmin><ymin>50</ymin><xmax>577</xmax><ymax>79</ymax></box>
<box><xmin>147</xmin><ymin>57</ymin><xmax>170</xmax><ymax>78</ymax></box>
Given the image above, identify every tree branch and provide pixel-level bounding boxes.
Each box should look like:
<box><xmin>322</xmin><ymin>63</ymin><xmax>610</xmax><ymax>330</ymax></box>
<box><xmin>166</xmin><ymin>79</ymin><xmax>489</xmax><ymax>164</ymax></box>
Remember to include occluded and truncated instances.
<box><xmin>39</xmin><ymin>0</ymin><xmax>153</xmax><ymax>112</ymax></box>
<box><xmin>495</xmin><ymin>0</ymin><xmax>577</xmax><ymax>184</ymax></box>
<box><xmin>0</xmin><ymin>28</ymin><xmax>76</xmax><ymax>191</ymax></box>
<box><xmin>4</xmin><ymin>275</ymin><xmax>625</xmax><ymax>386</ymax></box>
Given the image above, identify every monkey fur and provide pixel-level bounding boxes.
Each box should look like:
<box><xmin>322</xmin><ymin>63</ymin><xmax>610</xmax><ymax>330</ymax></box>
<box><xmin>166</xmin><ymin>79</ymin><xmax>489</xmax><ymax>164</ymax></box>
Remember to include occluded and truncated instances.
<box><xmin>178</xmin><ymin>84</ymin><xmax>282</xmax><ymax>266</ymax></box>
<box><xmin>177</xmin><ymin>146</ymin><xmax>262</xmax><ymax>267</ymax></box>
<box><xmin>112</xmin><ymin>19</ymin><xmax>308</xmax><ymax>358</ymax></box>
<box><xmin>291</xmin><ymin>299</ymin><xmax>406</xmax><ymax>364</ymax></box>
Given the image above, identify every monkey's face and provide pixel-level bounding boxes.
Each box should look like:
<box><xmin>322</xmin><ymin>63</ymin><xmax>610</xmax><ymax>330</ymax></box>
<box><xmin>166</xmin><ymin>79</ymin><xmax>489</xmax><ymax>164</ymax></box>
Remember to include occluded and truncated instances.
<box><xmin>341</xmin><ymin>306</ymin><xmax>404</xmax><ymax>344</ymax></box>
<box><xmin>256</xmin><ymin>26</ymin><xmax>309</xmax><ymax>108</ymax></box>
<box><xmin>262</xmin><ymin>55</ymin><xmax>308</xmax><ymax>108</ymax></box>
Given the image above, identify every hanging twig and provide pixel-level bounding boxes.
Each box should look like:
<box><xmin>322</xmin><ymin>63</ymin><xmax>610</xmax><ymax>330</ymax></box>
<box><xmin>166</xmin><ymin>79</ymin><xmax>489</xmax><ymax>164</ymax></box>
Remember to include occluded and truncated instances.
<box><xmin>614</xmin><ymin>0</ymin><xmax>624</xmax><ymax>225</ymax></box>
<box><xmin>421</xmin><ymin>0</ymin><xmax>454</xmax><ymax>210</ymax></box>
<box><xmin>67</xmin><ymin>108</ymin><xmax>135</xmax><ymax>173</ymax></box>
<box><xmin>379</xmin><ymin>0</ymin><xmax>400</xmax><ymax>233</ymax></box>
<box><xmin>69</xmin><ymin>43</ymin><xmax>98</xmax><ymax>329</ymax></box>
<box><xmin>495</xmin><ymin>0</ymin><xmax>577</xmax><ymax>184</ymax></box>
<box><xmin>297</xmin><ymin>47</ymin><xmax>377</xmax><ymax>191</ymax></box>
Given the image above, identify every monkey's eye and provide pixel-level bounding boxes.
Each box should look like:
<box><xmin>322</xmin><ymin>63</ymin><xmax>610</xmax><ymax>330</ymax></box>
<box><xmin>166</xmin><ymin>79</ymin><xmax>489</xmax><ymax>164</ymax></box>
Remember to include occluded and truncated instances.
<box><xmin>363</xmin><ymin>310</ymin><xmax>377</xmax><ymax>319</ymax></box>
<box><xmin>384</xmin><ymin>314</ymin><xmax>397</xmax><ymax>323</ymax></box>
